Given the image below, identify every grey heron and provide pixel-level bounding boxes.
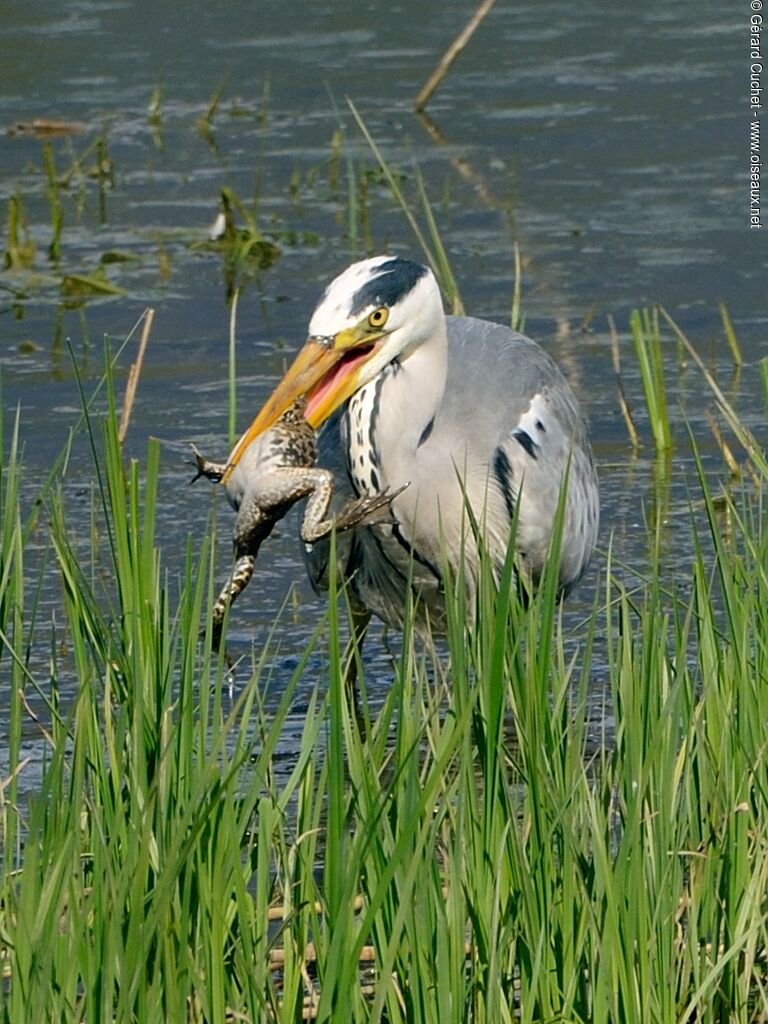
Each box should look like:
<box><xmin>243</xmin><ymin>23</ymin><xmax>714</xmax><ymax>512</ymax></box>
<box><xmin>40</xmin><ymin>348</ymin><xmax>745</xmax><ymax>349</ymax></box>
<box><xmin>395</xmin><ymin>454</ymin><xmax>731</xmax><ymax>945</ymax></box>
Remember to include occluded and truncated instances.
<box><xmin>223</xmin><ymin>255</ymin><xmax>599</xmax><ymax>640</ymax></box>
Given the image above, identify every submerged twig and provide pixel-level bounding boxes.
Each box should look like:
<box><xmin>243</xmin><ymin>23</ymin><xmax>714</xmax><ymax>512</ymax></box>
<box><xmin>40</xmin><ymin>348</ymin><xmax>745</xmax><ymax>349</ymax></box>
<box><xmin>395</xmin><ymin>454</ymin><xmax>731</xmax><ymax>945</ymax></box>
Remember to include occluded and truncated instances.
<box><xmin>415</xmin><ymin>108</ymin><xmax>497</xmax><ymax>207</ymax></box>
<box><xmin>118</xmin><ymin>307</ymin><xmax>155</xmax><ymax>444</ymax></box>
<box><xmin>7</xmin><ymin>118</ymin><xmax>86</xmax><ymax>137</ymax></box>
<box><xmin>414</xmin><ymin>0</ymin><xmax>497</xmax><ymax>111</ymax></box>
<box><xmin>705</xmin><ymin>410</ymin><xmax>741</xmax><ymax>478</ymax></box>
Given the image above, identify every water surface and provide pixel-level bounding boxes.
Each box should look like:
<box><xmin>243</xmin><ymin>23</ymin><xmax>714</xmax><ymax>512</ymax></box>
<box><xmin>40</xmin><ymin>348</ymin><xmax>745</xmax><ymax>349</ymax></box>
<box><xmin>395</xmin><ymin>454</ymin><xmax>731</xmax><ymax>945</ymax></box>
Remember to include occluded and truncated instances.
<box><xmin>1</xmin><ymin>0</ymin><xmax>766</xmax><ymax>778</ymax></box>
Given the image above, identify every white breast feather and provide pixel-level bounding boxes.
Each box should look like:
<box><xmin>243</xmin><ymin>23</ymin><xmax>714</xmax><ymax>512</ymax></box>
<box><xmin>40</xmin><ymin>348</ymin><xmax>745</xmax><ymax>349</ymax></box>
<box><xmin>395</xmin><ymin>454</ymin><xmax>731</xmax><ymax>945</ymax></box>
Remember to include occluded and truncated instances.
<box><xmin>347</xmin><ymin>383</ymin><xmax>380</xmax><ymax>496</ymax></box>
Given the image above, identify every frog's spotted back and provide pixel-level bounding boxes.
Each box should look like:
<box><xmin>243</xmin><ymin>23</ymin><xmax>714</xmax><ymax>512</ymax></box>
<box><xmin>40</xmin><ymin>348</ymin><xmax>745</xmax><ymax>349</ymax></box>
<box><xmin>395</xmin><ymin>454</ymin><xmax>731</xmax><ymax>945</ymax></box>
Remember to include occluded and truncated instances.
<box><xmin>265</xmin><ymin>397</ymin><xmax>317</xmax><ymax>470</ymax></box>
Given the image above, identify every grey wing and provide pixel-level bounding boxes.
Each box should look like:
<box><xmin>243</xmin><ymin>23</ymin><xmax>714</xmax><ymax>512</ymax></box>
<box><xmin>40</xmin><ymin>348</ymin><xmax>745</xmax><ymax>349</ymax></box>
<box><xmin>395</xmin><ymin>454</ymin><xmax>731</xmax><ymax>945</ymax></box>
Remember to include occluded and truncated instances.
<box><xmin>441</xmin><ymin>316</ymin><xmax>578</xmax><ymax>442</ymax></box>
<box><xmin>442</xmin><ymin>317</ymin><xmax>599</xmax><ymax>589</ymax></box>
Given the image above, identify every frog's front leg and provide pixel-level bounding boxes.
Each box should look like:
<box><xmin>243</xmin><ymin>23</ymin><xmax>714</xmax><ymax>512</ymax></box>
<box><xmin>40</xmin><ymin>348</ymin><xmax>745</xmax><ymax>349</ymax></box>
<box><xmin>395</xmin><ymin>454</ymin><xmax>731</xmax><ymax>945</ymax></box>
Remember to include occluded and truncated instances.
<box><xmin>294</xmin><ymin>468</ymin><xmax>337</xmax><ymax>544</ymax></box>
<box><xmin>328</xmin><ymin>485</ymin><xmax>408</xmax><ymax>534</ymax></box>
<box><xmin>188</xmin><ymin>443</ymin><xmax>227</xmax><ymax>484</ymax></box>
<box><xmin>300</xmin><ymin>471</ymin><xmax>407</xmax><ymax>545</ymax></box>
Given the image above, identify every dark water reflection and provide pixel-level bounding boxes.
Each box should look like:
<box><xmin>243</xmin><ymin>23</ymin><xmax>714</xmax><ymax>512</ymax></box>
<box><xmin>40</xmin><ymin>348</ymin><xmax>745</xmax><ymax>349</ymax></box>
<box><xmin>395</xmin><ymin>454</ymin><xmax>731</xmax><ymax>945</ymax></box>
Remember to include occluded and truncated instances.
<box><xmin>1</xmin><ymin>0</ymin><xmax>766</xmax><ymax>784</ymax></box>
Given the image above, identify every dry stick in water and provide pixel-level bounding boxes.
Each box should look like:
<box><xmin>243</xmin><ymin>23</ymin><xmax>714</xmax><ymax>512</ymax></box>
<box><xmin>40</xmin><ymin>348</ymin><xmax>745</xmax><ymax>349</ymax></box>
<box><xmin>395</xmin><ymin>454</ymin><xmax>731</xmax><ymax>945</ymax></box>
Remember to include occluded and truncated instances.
<box><xmin>705</xmin><ymin>409</ymin><xmax>741</xmax><ymax>478</ymax></box>
<box><xmin>118</xmin><ymin>307</ymin><xmax>155</xmax><ymax>444</ymax></box>
<box><xmin>414</xmin><ymin>0</ymin><xmax>497</xmax><ymax>112</ymax></box>
<box><xmin>415</xmin><ymin>108</ymin><xmax>497</xmax><ymax>208</ymax></box>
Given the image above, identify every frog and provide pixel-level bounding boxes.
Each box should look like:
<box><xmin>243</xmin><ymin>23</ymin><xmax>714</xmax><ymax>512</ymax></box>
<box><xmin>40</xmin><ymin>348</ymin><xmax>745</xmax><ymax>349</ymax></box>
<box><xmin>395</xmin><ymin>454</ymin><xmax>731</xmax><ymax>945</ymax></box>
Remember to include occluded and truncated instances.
<box><xmin>190</xmin><ymin>398</ymin><xmax>402</xmax><ymax>649</ymax></box>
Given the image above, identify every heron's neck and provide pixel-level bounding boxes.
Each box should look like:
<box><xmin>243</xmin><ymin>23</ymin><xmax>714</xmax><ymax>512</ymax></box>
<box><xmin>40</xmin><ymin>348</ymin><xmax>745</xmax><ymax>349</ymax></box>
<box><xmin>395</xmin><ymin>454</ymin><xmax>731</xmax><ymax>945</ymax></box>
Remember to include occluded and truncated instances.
<box><xmin>345</xmin><ymin>309</ymin><xmax>448</xmax><ymax>497</ymax></box>
<box><xmin>397</xmin><ymin>317</ymin><xmax>447</xmax><ymax>434</ymax></box>
<box><xmin>370</xmin><ymin>314</ymin><xmax>447</xmax><ymax>484</ymax></box>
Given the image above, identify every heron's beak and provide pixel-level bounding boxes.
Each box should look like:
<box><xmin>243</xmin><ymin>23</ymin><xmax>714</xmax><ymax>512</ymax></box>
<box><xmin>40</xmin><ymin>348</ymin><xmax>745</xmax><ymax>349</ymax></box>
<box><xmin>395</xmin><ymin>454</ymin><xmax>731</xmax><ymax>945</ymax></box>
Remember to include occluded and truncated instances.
<box><xmin>221</xmin><ymin>327</ymin><xmax>385</xmax><ymax>481</ymax></box>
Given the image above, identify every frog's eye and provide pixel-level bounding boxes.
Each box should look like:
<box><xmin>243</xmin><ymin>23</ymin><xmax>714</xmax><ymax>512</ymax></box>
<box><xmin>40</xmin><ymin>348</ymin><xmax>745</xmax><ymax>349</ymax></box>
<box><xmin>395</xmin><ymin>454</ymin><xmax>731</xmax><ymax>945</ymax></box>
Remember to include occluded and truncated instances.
<box><xmin>368</xmin><ymin>306</ymin><xmax>389</xmax><ymax>329</ymax></box>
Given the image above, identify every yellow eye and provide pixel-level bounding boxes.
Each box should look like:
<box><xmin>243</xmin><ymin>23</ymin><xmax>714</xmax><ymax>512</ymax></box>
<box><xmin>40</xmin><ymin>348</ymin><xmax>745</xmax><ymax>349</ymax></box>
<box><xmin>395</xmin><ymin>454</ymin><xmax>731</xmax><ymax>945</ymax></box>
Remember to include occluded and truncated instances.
<box><xmin>368</xmin><ymin>306</ymin><xmax>389</xmax><ymax>329</ymax></box>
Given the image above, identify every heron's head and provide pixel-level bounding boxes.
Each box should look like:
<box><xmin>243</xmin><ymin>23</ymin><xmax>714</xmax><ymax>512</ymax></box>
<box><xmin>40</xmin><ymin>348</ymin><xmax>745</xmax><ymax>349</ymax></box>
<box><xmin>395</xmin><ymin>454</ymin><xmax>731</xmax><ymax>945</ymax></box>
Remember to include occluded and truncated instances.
<box><xmin>223</xmin><ymin>256</ymin><xmax>443</xmax><ymax>479</ymax></box>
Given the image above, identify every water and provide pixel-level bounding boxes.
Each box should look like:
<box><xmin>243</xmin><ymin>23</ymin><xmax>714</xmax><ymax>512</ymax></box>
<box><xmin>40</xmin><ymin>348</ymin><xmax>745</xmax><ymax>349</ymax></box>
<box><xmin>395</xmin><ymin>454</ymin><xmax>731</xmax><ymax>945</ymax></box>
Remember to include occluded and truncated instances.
<box><xmin>1</xmin><ymin>0</ymin><xmax>766</xmax><ymax>775</ymax></box>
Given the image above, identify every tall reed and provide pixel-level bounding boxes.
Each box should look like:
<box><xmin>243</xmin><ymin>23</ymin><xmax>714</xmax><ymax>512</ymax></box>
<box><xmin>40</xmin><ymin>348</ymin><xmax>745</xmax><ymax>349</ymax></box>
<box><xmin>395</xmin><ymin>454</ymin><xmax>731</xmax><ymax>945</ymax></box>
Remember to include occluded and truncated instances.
<box><xmin>631</xmin><ymin>306</ymin><xmax>672</xmax><ymax>453</ymax></box>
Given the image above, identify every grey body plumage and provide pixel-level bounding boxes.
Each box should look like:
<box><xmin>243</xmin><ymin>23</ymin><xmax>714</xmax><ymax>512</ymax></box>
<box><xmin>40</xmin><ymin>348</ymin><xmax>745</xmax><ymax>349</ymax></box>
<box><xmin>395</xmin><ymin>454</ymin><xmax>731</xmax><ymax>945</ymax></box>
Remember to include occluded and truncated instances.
<box><xmin>300</xmin><ymin>262</ymin><xmax>599</xmax><ymax>633</ymax></box>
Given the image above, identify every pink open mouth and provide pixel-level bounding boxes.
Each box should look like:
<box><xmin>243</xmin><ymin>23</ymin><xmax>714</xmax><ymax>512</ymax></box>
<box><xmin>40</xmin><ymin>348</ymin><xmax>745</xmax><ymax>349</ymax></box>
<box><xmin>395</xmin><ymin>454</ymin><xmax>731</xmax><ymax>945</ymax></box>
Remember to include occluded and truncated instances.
<box><xmin>305</xmin><ymin>343</ymin><xmax>376</xmax><ymax>421</ymax></box>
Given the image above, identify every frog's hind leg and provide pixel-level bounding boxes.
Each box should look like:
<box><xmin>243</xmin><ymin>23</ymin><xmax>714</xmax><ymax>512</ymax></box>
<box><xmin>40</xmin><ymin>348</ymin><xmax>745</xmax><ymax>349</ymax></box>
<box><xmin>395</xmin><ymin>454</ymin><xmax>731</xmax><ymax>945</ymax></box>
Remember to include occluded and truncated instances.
<box><xmin>210</xmin><ymin>554</ymin><xmax>256</xmax><ymax>651</ymax></box>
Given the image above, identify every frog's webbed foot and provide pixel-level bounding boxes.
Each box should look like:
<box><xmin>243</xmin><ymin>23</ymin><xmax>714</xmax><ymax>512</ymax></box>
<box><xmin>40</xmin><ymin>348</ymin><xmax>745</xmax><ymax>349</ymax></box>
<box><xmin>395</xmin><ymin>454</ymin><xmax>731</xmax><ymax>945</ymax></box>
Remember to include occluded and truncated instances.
<box><xmin>188</xmin><ymin>443</ymin><xmax>226</xmax><ymax>484</ymax></box>
<box><xmin>332</xmin><ymin>483</ymin><xmax>410</xmax><ymax>532</ymax></box>
<box><xmin>199</xmin><ymin>618</ymin><xmax>236</xmax><ymax>681</ymax></box>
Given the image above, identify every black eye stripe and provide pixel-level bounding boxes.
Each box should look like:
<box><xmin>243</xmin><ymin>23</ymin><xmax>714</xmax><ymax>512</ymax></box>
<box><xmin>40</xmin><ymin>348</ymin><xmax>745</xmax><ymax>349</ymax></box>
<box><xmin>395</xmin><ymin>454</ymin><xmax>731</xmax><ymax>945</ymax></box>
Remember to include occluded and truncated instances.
<box><xmin>350</xmin><ymin>258</ymin><xmax>427</xmax><ymax>316</ymax></box>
